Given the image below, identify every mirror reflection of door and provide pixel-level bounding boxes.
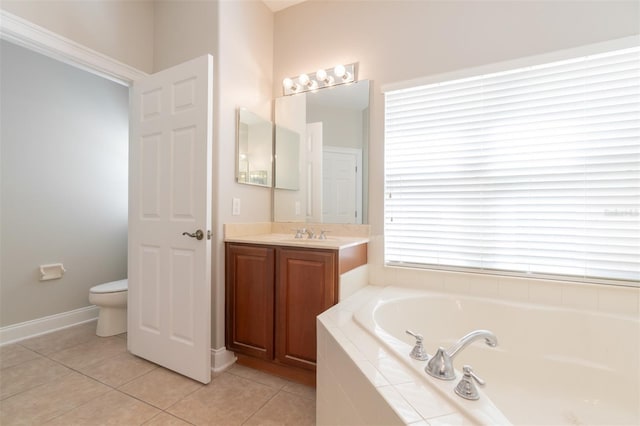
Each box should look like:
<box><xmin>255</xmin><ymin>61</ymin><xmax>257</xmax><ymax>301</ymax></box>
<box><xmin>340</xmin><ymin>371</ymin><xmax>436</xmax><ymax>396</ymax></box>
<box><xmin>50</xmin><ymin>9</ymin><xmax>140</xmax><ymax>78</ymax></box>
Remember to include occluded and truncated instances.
<box><xmin>306</xmin><ymin>122</ymin><xmax>323</xmax><ymax>222</ymax></box>
<box><xmin>274</xmin><ymin>125</ymin><xmax>300</xmax><ymax>190</ymax></box>
<box><xmin>323</xmin><ymin>147</ymin><xmax>362</xmax><ymax>224</ymax></box>
<box><xmin>274</xmin><ymin>80</ymin><xmax>370</xmax><ymax>223</ymax></box>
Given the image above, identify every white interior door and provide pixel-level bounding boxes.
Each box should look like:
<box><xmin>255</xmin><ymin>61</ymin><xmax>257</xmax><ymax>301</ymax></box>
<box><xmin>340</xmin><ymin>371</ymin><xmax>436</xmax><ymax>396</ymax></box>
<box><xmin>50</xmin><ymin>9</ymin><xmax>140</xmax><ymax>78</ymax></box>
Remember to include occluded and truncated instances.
<box><xmin>128</xmin><ymin>55</ymin><xmax>213</xmax><ymax>384</ymax></box>
<box><xmin>323</xmin><ymin>147</ymin><xmax>362</xmax><ymax>224</ymax></box>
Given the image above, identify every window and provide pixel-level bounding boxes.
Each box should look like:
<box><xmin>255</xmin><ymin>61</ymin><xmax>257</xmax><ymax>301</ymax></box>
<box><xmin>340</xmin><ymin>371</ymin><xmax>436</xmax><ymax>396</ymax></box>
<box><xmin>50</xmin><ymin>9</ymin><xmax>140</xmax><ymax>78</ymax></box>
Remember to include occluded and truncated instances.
<box><xmin>384</xmin><ymin>45</ymin><xmax>640</xmax><ymax>284</ymax></box>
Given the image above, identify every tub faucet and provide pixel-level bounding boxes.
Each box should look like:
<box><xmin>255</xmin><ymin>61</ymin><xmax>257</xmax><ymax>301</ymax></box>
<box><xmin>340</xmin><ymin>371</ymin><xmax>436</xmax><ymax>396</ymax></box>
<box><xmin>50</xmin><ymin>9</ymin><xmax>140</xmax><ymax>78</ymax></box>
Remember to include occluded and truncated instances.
<box><xmin>454</xmin><ymin>365</ymin><xmax>485</xmax><ymax>400</ymax></box>
<box><xmin>405</xmin><ymin>330</ymin><xmax>429</xmax><ymax>361</ymax></box>
<box><xmin>425</xmin><ymin>329</ymin><xmax>497</xmax><ymax>380</ymax></box>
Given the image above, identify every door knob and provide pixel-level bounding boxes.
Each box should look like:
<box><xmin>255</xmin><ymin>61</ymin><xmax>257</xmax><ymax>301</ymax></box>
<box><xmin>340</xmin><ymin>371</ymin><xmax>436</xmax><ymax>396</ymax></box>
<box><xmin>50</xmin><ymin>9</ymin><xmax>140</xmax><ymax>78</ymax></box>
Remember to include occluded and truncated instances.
<box><xmin>182</xmin><ymin>229</ymin><xmax>204</xmax><ymax>240</ymax></box>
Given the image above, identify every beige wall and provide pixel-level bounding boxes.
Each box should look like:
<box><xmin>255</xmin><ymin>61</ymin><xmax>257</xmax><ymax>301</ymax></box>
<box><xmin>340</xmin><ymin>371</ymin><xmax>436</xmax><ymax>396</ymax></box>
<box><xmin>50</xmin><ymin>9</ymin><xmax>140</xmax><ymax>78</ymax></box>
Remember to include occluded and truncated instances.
<box><xmin>213</xmin><ymin>0</ymin><xmax>274</xmax><ymax>348</ymax></box>
<box><xmin>0</xmin><ymin>0</ymin><xmax>155</xmax><ymax>73</ymax></box>
<box><xmin>153</xmin><ymin>0</ymin><xmax>218</xmax><ymax>72</ymax></box>
<box><xmin>274</xmin><ymin>0</ymin><xmax>640</xmax><ymax>286</ymax></box>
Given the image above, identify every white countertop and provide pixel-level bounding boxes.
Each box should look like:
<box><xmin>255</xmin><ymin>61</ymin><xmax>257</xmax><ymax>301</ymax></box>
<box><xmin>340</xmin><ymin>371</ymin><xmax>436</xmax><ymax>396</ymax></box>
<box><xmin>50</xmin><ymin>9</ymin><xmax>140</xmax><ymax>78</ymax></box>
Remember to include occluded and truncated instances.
<box><xmin>224</xmin><ymin>233</ymin><xmax>369</xmax><ymax>250</ymax></box>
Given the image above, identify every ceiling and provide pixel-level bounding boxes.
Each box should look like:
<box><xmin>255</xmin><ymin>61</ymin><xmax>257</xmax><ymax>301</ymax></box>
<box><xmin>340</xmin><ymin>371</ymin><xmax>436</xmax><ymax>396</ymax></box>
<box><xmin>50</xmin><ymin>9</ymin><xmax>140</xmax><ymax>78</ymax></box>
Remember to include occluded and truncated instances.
<box><xmin>262</xmin><ymin>0</ymin><xmax>308</xmax><ymax>12</ymax></box>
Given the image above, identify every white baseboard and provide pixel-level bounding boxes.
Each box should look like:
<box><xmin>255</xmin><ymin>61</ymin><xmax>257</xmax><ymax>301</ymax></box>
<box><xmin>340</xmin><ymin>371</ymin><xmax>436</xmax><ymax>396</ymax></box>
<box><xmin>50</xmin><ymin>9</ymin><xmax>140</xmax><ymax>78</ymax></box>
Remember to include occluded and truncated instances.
<box><xmin>211</xmin><ymin>346</ymin><xmax>237</xmax><ymax>373</ymax></box>
<box><xmin>0</xmin><ymin>305</ymin><xmax>99</xmax><ymax>346</ymax></box>
<box><xmin>3</xmin><ymin>308</ymin><xmax>238</xmax><ymax>379</ymax></box>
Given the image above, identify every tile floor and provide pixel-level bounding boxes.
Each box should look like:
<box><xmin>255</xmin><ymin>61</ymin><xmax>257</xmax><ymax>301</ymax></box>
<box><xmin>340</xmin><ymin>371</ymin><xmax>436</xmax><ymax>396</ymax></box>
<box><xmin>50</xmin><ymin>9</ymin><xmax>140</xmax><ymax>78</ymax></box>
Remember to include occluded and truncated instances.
<box><xmin>0</xmin><ymin>321</ymin><xmax>316</xmax><ymax>425</ymax></box>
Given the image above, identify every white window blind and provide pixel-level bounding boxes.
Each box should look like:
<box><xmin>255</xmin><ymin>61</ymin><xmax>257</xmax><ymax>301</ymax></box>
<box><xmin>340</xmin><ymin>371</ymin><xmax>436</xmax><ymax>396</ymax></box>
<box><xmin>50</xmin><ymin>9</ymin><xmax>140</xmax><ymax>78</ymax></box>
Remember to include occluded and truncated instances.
<box><xmin>384</xmin><ymin>46</ymin><xmax>640</xmax><ymax>284</ymax></box>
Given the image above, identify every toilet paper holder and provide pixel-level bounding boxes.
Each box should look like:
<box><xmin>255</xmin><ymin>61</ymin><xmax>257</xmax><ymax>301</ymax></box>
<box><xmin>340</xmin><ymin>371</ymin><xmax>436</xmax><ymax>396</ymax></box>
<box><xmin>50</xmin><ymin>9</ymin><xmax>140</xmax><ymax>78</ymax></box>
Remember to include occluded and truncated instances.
<box><xmin>40</xmin><ymin>263</ymin><xmax>66</xmax><ymax>281</ymax></box>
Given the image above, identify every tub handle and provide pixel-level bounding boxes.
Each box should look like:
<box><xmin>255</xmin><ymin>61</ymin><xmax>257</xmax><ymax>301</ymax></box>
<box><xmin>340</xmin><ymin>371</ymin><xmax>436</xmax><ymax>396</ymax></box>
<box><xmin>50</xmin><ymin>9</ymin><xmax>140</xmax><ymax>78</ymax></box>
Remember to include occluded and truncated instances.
<box><xmin>454</xmin><ymin>365</ymin><xmax>485</xmax><ymax>400</ymax></box>
<box><xmin>405</xmin><ymin>330</ymin><xmax>429</xmax><ymax>361</ymax></box>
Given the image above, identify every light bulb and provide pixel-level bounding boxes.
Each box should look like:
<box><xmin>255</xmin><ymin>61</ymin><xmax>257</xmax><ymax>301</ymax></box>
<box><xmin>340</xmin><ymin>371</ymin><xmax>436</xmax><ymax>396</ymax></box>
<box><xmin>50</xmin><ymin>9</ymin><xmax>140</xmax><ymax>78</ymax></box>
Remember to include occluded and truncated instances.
<box><xmin>282</xmin><ymin>77</ymin><xmax>300</xmax><ymax>93</ymax></box>
<box><xmin>283</xmin><ymin>77</ymin><xmax>294</xmax><ymax>89</ymax></box>
<box><xmin>298</xmin><ymin>73</ymin><xmax>310</xmax><ymax>86</ymax></box>
<box><xmin>316</xmin><ymin>69</ymin><xmax>334</xmax><ymax>86</ymax></box>
<box><xmin>334</xmin><ymin>64</ymin><xmax>346</xmax><ymax>78</ymax></box>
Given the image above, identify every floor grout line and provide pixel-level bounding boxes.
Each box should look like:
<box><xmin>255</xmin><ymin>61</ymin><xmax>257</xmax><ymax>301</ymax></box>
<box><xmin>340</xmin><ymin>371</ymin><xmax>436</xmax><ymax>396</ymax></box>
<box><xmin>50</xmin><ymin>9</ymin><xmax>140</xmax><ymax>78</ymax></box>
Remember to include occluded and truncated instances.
<box><xmin>2</xmin><ymin>324</ymin><xmax>317</xmax><ymax>425</ymax></box>
<box><xmin>158</xmin><ymin>378</ymin><xmax>205</xmax><ymax>414</ymax></box>
<box><xmin>151</xmin><ymin>410</ymin><xmax>197</xmax><ymax>426</ymax></box>
<box><xmin>240</xmin><ymin>387</ymin><xmax>282</xmax><ymax>426</ymax></box>
<box><xmin>0</xmin><ymin>368</ymin><xmax>76</xmax><ymax>402</ymax></box>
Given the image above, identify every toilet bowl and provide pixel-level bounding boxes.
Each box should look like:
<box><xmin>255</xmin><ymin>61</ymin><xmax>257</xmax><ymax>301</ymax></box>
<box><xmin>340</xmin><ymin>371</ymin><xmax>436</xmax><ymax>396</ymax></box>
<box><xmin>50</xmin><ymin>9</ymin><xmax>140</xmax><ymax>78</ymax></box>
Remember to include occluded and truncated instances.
<box><xmin>89</xmin><ymin>279</ymin><xmax>128</xmax><ymax>337</ymax></box>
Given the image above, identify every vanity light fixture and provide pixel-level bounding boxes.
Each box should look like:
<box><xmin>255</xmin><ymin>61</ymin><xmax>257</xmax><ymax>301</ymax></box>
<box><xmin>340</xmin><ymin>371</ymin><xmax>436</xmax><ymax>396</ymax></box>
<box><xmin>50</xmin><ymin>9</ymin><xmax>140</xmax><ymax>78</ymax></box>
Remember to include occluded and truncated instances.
<box><xmin>298</xmin><ymin>73</ymin><xmax>318</xmax><ymax>90</ymax></box>
<box><xmin>298</xmin><ymin>73</ymin><xmax>310</xmax><ymax>85</ymax></box>
<box><xmin>316</xmin><ymin>69</ymin><xmax>333</xmax><ymax>85</ymax></box>
<box><xmin>282</xmin><ymin>77</ymin><xmax>299</xmax><ymax>93</ymax></box>
<box><xmin>334</xmin><ymin>64</ymin><xmax>352</xmax><ymax>81</ymax></box>
<box><xmin>282</xmin><ymin>63</ymin><xmax>356</xmax><ymax>96</ymax></box>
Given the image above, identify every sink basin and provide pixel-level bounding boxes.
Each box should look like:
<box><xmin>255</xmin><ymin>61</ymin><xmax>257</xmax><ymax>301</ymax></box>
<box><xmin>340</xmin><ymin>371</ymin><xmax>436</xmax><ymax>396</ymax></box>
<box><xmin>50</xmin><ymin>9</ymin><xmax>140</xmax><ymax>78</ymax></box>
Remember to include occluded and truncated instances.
<box><xmin>224</xmin><ymin>233</ymin><xmax>367</xmax><ymax>250</ymax></box>
<box><xmin>279</xmin><ymin>237</ymin><xmax>335</xmax><ymax>243</ymax></box>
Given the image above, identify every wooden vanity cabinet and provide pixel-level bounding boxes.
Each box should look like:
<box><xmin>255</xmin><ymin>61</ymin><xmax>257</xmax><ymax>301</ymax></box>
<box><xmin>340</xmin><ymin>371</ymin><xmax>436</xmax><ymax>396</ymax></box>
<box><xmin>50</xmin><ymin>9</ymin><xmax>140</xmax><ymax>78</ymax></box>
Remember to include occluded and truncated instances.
<box><xmin>225</xmin><ymin>242</ymin><xmax>365</xmax><ymax>385</ymax></box>
<box><xmin>225</xmin><ymin>244</ymin><xmax>275</xmax><ymax>360</ymax></box>
<box><xmin>275</xmin><ymin>248</ymin><xmax>337</xmax><ymax>370</ymax></box>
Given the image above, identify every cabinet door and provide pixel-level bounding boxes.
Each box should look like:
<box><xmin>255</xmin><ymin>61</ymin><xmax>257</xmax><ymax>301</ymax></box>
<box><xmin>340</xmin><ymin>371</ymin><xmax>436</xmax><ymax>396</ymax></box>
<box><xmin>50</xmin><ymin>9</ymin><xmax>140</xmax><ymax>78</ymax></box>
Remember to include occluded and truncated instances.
<box><xmin>226</xmin><ymin>244</ymin><xmax>275</xmax><ymax>360</ymax></box>
<box><xmin>276</xmin><ymin>248</ymin><xmax>337</xmax><ymax>370</ymax></box>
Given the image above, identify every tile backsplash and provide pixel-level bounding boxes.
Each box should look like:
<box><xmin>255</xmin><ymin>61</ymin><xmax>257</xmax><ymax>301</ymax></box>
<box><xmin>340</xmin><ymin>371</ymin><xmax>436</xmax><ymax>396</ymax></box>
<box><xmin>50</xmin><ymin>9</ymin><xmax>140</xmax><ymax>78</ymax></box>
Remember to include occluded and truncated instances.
<box><xmin>383</xmin><ymin>265</ymin><xmax>639</xmax><ymax>317</ymax></box>
<box><xmin>270</xmin><ymin>222</ymin><xmax>370</xmax><ymax>238</ymax></box>
<box><xmin>224</xmin><ymin>222</ymin><xmax>370</xmax><ymax>239</ymax></box>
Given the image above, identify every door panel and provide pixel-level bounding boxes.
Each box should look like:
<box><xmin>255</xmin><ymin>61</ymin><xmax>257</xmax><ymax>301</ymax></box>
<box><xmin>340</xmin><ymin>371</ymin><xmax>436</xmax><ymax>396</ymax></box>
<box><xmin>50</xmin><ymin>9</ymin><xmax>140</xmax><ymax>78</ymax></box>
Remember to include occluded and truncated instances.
<box><xmin>129</xmin><ymin>55</ymin><xmax>213</xmax><ymax>384</ymax></box>
<box><xmin>276</xmin><ymin>248</ymin><xmax>337</xmax><ymax>370</ymax></box>
<box><xmin>169</xmin><ymin>248</ymin><xmax>195</xmax><ymax>343</ymax></box>
<box><xmin>139</xmin><ymin>245</ymin><xmax>161</xmax><ymax>333</ymax></box>
<box><xmin>225</xmin><ymin>244</ymin><xmax>275</xmax><ymax>360</ymax></box>
<box><xmin>170</xmin><ymin>127</ymin><xmax>196</xmax><ymax>220</ymax></box>
<box><xmin>140</xmin><ymin>134</ymin><xmax>161</xmax><ymax>218</ymax></box>
<box><xmin>322</xmin><ymin>148</ymin><xmax>361</xmax><ymax>224</ymax></box>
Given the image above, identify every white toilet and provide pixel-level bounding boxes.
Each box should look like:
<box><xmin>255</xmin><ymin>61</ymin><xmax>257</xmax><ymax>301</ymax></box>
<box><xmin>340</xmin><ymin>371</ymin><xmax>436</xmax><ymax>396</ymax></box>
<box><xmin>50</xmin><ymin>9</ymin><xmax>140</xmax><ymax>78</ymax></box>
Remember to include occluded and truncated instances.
<box><xmin>89</xmin><ymin>279</ymin><xmax>128</xmax><ymax>337</ymax></box>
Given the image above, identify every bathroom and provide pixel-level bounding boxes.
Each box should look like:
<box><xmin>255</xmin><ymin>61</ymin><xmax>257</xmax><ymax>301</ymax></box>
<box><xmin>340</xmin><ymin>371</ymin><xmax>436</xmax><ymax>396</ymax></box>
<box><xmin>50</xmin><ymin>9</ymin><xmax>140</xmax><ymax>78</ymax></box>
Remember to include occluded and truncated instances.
<box><xmin>1</xmin><ymin>0</ymin><xmax>638</xmax><ymax>425</ymax></box>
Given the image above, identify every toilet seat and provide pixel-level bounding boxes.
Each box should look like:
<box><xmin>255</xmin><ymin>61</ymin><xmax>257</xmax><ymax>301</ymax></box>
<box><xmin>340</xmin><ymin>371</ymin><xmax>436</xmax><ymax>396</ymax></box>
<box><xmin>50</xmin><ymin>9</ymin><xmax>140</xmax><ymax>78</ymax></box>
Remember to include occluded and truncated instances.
<box><xmin>90</xmin><ymin>279</ymin><xmax>127</xmax><ymax>294</ymax></box>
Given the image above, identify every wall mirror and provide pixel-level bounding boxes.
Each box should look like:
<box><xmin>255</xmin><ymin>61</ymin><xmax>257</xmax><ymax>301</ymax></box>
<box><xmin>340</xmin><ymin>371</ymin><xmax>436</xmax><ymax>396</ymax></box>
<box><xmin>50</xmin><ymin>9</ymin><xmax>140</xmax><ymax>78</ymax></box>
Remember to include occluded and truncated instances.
<box><xmin>236</xmin><ymin>108</ymin><xmax>273</xmax><ymax>187</ymax></box>
<box><xmin>273</xmin><ymin>80</ymin><xmax>370</xmax><ymax>224</ymax></box>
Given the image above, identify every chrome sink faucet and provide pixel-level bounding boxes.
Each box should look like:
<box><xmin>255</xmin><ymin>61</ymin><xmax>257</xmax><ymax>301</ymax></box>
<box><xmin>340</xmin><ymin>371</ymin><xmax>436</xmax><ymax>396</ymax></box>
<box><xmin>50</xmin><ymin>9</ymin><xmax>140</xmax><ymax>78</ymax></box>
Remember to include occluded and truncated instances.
<box><xmin>425</xmin><ymin>330</ymin><xmax>497</xmax><ymax>380</ymax></box>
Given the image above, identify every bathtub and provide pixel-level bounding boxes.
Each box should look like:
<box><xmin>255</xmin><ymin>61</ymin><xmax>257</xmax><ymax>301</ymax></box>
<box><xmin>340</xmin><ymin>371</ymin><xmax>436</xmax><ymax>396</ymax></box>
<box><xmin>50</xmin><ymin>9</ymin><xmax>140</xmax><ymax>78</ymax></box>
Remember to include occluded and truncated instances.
<box><xmin>316</xmin><ymin>285</ymin><xmax>640</xmax><ymax>425</ymax></box>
